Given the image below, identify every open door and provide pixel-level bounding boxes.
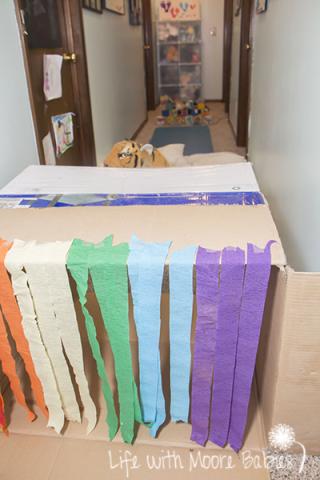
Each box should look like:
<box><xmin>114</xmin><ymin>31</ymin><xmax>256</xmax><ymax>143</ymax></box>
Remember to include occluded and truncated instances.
<box><xmin>15</xmin><ymin>0</ymin><xmax>96</xmax><ymax>166</ymax></box>
<box><xmin>225</xmin><ymin>0</ymin><xmax>254</xmax><ymax>149</ymax></box>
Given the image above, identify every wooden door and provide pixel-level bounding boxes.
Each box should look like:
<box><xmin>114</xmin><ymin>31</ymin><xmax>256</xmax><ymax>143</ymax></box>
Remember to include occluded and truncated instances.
<box><xmin>142</xmin><ymin>0</ymin><xmax>156</xmax><ymax>111</ymax></box>
<box><xmin>15</xmin><ymin>0</ymin><xmax>96</xmax><ymax>166</ymax></box>
<box><xmin>223</xmin><ymin>0</ymin><xmax>233</xmax><ymax>113</ymax></box>
<box><xmin>237</xmin><ymin>0</ymin><xmax>254</xmax><ymax>148</ymax></box>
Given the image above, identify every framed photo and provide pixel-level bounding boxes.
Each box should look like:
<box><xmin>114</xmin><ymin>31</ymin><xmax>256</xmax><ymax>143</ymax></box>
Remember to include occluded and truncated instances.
<box><xmin>104</xmin><ymin>0</ymin><xmax>125</xmax><ymax>15</ymax></box>
<box><xmin>256</xmin><ymin>0</ymin><xmax>268</xmax><ymax>14</ymax></box>
<box><xmin>82</xmin><ymin>0</ymin><xmax>103</xmax><ymax>13</ymax></box>
<box><xmin>129</xmin><ymin>0</ymin><xmax>141</xmax><ymax>25</ymax></box>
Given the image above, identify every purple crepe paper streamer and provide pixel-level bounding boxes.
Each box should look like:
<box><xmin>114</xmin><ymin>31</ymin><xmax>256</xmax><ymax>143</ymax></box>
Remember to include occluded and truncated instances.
<box><xmin>209</xmin><ymin>247</ymin><xmax>245</xmax><ymax>447</ymax></box>
<box><xmin>191</xmin><ymin>247</ymin><xmax>221</xmax><ymax>446</ymax></box>
<box><xmin>228</xmin><ymin>241</ymin><xmax>274</xmax><ymax>452</ymax></box>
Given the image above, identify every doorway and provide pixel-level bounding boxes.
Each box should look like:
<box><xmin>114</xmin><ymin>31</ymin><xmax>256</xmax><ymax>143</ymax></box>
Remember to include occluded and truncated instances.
<box><xmin>15</xmin><ymin>0</ymin><xmax>96</xmax><ymax>166</ymax></box>
<box><xmin>142</xmin><ymin>0</ymin><xmax>227</xmax><ymax>107</ymax></box>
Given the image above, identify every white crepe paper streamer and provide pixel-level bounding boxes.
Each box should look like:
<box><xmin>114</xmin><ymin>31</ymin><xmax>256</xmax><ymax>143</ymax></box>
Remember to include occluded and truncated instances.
<box><xmin>42</xmin><ymin>241</ymin><xmax>97</xmax><ymax>433</ymax></box>
<box><xmin>4</xmin><ymin>240</ymin><xmax>65</xmax><ymax>433</ymax></box>
<box><xmin>21</xmin><ymin>242</ymin><xmax>81</xmax><ymax>423</ymax></box>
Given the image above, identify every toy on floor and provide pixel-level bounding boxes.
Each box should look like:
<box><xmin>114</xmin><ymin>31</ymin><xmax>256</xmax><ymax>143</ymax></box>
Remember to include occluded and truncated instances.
<box><xmin>104</xmin><ymin>140</ymin><xmax>169</xmax><ymax>168</ymax></box>
<box><xmin>157</xmin><ymin>96</ymin><xmax>212</xmax><ymax>126</ymax></box>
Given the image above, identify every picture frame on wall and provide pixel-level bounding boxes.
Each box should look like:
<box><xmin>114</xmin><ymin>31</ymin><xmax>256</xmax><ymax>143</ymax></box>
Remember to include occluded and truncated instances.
<box><xmin>256</xmin><ymin>0</ymin><xmax>268</xmax><ymax>14</ymax></box>
<box><xmin>128</xmin><ymin>0</ymin><xmax>142</xmax><ymax>25</ymax></box>
<box><xmin>82</xmin><ymin>0</ymin><xmax>103</xmax><ymax>13</ymax></box>
<box><xmin>104</xmin><ymin>0</ymin><xmax>126</xmax><ymax>15</ymax></box>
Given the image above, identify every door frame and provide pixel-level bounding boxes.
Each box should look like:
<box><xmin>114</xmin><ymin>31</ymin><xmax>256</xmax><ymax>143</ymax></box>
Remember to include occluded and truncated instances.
<box><xmin>223</xmin><ymin>0</ymin><xmax>233</xmax><ymax>113</ymax></box>
<box><xmin>14</xmin><ymin>0</ymin><xmax>96</xmax><ymax>166</ymax></box>
<box><xmin>142</xmin><ymin>0</ymin><xmax>157</xmax><ymax>111</ymax></box>
<box><xmin>237</xmin><ymin>0</ymin><xmax>254</xmax><ymax>148</ymax></box>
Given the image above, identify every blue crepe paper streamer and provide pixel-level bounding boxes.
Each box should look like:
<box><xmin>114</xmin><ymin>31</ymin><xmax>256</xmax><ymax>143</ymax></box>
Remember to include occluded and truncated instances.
<box><xmin>128</xmin><ymin>235</ymin><xmax>171</xmax><ymax>437</ymax></box>
<box><xmin>169</xmin><ymin>246</ymin><xmax>197</xmax><ymax>423</ymax></box>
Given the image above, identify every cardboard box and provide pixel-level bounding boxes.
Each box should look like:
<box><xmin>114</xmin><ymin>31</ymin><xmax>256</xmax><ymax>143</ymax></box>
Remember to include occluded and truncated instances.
<box><xmin>257</xmin><ymin>267</ymin><xmax>320</xmax><ymax>454</ymax></box>
<box><xmin>0</xmin><ymin>201</ymin><xmax>319</xmax><ymax>477</ymax></box>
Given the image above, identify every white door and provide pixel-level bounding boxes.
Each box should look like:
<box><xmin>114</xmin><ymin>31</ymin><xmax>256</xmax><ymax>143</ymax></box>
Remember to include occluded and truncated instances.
<box><xmin>201</xmin><ymin>0</ymin><xmax>225</xmax><ymax>100</ymax></box>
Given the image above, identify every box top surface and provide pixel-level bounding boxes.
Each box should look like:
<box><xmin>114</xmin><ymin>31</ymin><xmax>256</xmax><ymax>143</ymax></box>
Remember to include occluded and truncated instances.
<box><xmin>0</xmin><ymin>164</ymin><xmax>260</xmax><ymax>195</ymax></box>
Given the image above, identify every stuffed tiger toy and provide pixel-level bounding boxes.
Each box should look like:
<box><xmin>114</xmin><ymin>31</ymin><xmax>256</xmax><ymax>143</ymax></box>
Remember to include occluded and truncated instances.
<box><xmin>104</xmin><ymin>140</ymin><xmax>169</xmax><ymax>168</ymax></box>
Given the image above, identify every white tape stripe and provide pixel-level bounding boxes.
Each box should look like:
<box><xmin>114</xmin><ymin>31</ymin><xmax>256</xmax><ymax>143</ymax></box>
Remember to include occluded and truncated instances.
<box><xmin>44</xmin><ymin>241</ymin><xmax>96</xmax><ymax>433</ymax></box>
<box><xmin>4</xmin><ymin>240</ymin><xmax>65</xmax><ymax>433</ymax></box>
<box><xmin>22</xmin><ymin>243</ymin><xmax>80</xmax><ymax>423</ymax></box>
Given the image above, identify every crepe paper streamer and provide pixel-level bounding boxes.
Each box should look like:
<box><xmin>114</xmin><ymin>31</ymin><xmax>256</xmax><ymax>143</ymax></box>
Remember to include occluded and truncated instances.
<box><xmin>190</xmin><ymin>248</ymin><xmax>221</xmax><ymax>446</ymax></box>
<box><xmin>5</xmin><ymin>240</ymin><xmax>65</xmax><ymax>433</ymax></box>
<box><xmin>0</xmin><ymin>240</ymin><xmax>47</xmax><ymax>419</ymax></box>
<box><xmin>40</xmin><ymin>241</ymin><xmax>97</xmax><ymax>434</ymax></box>
<box><xmin>228</xmin><ymin>241</ymin><xmax>274</xmax><ymax>452</ymax></box>
<box><xmin>209</xmin><ymin>247</ymin><xmax>246</xmax><ymax>448</ymax></box>
<box><xmin>0</xmin><ymin>307</ymin><xmax>35</xmax><ymax>422</ymax></box>
<box><xmin>67</xmin><ymin>239</ymin><xmax>118</xmax><ymax>440</ymax></box>
<box><xmin>0</xmin><ymin>394</ymin><xmax>8</xmax><ymax>435</ymax></box>
<box><xmin>128</xmin><ymin>235</ymin><xmax>171</xmax><ymax>437</ymax></box>
<box><xmin>169</xmin><ymin>245</ymin><xmax>197</xmax><ymax>423</ymax></box>
<box><xmin>20</xmin><ymin>242</ymin><xmax>81</xmax><ymax>424</ymax></box>
<box><xmin>89</xmin><ymin>239</ymin><xmax>142</xmax><ymax>444</ymax></box>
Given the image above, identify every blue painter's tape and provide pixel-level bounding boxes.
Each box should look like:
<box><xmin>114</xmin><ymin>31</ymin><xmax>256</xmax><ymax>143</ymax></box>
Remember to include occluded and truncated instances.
<box><xmin>30</xmin><ymin>199</ymin><xmax>52</xmax><ymax>208</ymax></box>
<box><xmin>0</xmin><ymin>192</ymin><xmax>265</xmax><ymax>208</ymax></box>
<box><xmin>0</xmin><ymin>194</ymin><xmax>38</xmax><ymax>198</ymax></box>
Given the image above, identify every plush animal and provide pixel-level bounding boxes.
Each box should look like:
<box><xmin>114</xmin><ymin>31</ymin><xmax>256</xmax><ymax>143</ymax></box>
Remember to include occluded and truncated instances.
<box><xmin>104</xmin><ymin>140</ymin><xmax>169</xmax><ymax>168</ymax></box>
<box><xmin>166</xmin><ymin>45</ymin><xmax>178</xmax><ymax>63</ymax></box>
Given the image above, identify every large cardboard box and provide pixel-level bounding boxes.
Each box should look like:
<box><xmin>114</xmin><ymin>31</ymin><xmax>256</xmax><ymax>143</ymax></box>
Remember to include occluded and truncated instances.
<box><xmin>0</xmin><ymin>166</ymin><xmax>319</xmax><ymax>478</ymax></box>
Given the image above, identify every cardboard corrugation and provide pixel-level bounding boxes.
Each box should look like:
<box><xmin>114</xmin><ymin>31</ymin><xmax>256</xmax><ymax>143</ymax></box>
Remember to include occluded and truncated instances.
<box><xmin>256</xmin><ymin>268</ymin><xmax>320</xmax><ymax>454</ymax></box>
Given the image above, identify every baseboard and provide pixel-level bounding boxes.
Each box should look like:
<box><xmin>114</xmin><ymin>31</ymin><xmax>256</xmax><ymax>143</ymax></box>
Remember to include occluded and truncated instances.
<box><xmin>131</xmin><ymin>117</ymin><xmax>148</xmax><ymax>140</ymax></box>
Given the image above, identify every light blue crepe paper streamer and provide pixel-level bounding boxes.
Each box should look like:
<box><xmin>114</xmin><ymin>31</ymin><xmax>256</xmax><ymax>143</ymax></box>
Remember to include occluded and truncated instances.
<box><xmin>169</xmin><ymin>246</ymin><xmax>198</xmax><ymax>423</ymax></box>
<box><xmin>128</xmin><ymin>235</ymin><xmax>171</xmax><ymax>437</ymax></box>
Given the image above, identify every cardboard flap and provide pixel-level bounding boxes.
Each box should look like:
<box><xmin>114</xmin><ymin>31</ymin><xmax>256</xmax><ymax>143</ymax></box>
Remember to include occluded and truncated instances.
<box><xmin>0</xmin><ymin>205</ymin><xmax>285</xmax><ymax>265</ymax></box>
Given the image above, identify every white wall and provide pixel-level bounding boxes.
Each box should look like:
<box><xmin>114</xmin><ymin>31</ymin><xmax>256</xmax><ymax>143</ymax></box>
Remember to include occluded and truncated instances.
<box><xmin>229</xmin><ymin>1</ymin><xmax>241</xmax><ymax>133</ymax></box>
<box><xmin>201</xmin><ymin>0</ymin><xmax>224</xmax><ymax>100</ymax></box>
<box><xmin>83</xmin><ymin>9</ymin><xmax>147</xmax><ymax>165</ymax></box>
<box><xmin>249</xmin><ymin>0</ymin><xmax>320</xmax><ymax>272</ymax></box>
<box><xmin>0</xmin><ymin>1</ymin><xmax>39</xmax><ymax>189</ymax></box>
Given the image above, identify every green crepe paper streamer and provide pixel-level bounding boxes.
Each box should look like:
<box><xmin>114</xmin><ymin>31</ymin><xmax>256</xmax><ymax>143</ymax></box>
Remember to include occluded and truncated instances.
<box><xmin>67</xmin><ymin>238</ymin><xmax>118</xmax><ymax>440</ymax></box>
<box><xmin>89</xmin><ymin>239</ymin><xmax>142</xmax><ymax>444</ymax></box>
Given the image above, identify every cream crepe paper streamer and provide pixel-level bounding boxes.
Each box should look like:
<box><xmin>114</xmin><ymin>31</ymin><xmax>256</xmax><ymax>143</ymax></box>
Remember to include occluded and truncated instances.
<box><xmin>42</xmin><ymin>241</ymin><xmax>97</xmax><ymax>433</ymax></box>
<box><xmin>21</xmin><ymin>242</ymin><xmax>81</xmax><ymax>424</ymax></box>
<box><xmin>5</xmin><ymin>240</ymin><xmax>65</xmax><ymax>433</ymax></box>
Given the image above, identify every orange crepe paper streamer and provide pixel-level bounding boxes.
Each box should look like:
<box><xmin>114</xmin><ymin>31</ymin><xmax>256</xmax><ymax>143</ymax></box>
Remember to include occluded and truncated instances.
<box><xmin>0</xmin><ymin>240</ymin><xmax>47</xmax><ymax>418</ymax></box>
<box><xmin>0</xmin><ymin>394</ymin><xmax>8</xmax><ymax>435</ymax></box>
<box><xmin>0</xmin><ymin>307</ymin><xmax>35</xmax><ymax>421</ymax></box>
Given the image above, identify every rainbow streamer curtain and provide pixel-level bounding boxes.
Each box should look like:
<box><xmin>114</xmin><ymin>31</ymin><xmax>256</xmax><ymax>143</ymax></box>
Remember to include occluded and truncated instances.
<box><xmin>0</xmin><ymin>236</ymin><xmax>273</xmax><ymax>450</ymax></box>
